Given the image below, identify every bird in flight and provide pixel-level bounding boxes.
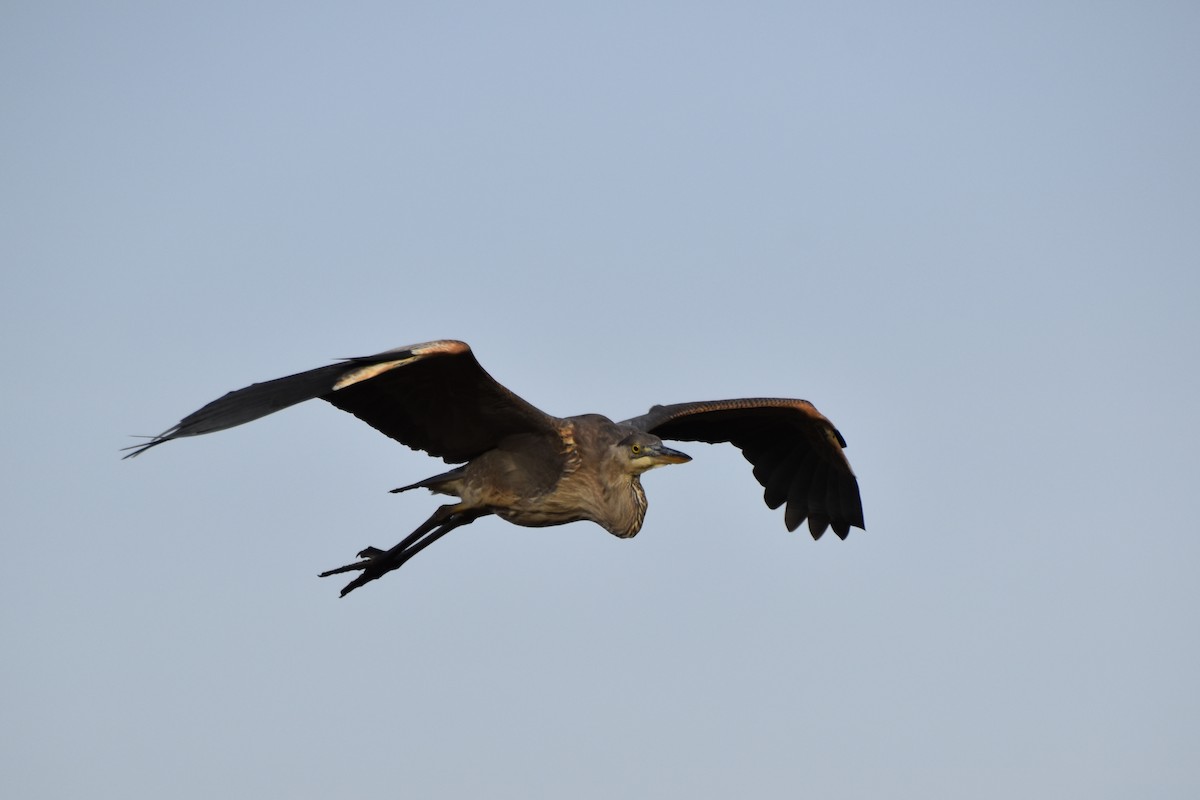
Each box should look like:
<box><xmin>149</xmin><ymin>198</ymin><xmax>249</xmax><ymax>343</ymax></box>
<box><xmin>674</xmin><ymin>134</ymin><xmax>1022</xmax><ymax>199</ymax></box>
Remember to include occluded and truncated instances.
<box><xmin>125</xmin><ymin>340</ymin><xmax>865</xmax><ymax>596</ymax></box>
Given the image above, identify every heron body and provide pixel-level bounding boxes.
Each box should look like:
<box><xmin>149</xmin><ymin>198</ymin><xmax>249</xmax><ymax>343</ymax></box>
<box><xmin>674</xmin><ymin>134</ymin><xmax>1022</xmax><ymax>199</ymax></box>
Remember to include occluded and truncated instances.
<box><xmin>126</xmin><ymin>340</ymin><xmax>865</xmax><ymax>596</ymax></box>
<box><xmin>397</xmin><ymin>420</ymin><xmax>673</xmax><ymax>536</ymax></box>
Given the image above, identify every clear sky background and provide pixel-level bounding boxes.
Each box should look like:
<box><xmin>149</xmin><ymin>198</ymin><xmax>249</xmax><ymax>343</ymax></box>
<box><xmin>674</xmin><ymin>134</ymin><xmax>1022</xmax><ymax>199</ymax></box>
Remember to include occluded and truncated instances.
<box><xmin>3</xmin><ymin>2</ymin><xmax>1197</xmax><ymax>798</ymax></box>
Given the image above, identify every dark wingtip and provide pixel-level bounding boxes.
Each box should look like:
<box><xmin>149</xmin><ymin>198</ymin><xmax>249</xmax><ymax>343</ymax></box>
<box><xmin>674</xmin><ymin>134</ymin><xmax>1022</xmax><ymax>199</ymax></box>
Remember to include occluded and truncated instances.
<box><xmin>120</xmin><ymin>435</ymin><xmax>170</xmax><ymax>460</ymax></box>
<box><xmin>808</xmin><ymin>514</ymin><xmax>830</xmax><ymax>540</ymax></box>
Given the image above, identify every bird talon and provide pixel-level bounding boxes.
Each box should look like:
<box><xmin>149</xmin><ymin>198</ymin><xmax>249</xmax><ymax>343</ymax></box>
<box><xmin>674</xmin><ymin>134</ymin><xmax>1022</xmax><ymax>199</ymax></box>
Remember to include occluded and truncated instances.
<box><xmin>318</xmin><ymin>545</ymin><xmax>390</xmax><ymax>579</ymax></box>
<box><xmin>319</xmin><ymin>545</ymin><xmax>406</xmax><ymax>596</ymax></box>
<box><xmin>317</xmin><ymin>558</ymin><xmax>368</xmax><ymax>578</ymax></box>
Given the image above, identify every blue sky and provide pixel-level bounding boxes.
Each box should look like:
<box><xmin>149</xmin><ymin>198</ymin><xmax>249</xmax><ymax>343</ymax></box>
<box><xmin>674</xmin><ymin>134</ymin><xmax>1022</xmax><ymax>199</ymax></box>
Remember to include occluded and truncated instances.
<box><xmin>3</xmin><ymin>2</ymin><xmax>1198</xmax><ymax>798</ymax></box>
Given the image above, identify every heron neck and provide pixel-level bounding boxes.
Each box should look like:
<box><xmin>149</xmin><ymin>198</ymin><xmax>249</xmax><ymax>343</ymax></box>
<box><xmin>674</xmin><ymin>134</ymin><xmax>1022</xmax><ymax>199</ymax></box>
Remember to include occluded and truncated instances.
<box><xmin>602</xmin><ymin>475</ymin><xmax>647</xmax><ymax>539</ymax></box>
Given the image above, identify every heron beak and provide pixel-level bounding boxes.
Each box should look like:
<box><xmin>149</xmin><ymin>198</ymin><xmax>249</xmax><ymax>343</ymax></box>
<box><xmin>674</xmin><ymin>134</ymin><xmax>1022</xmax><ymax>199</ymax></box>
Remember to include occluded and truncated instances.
<box><xmin>649</xmin><ymin>444</ymin><xmax>692</xmax><ymax>465</ymax></box>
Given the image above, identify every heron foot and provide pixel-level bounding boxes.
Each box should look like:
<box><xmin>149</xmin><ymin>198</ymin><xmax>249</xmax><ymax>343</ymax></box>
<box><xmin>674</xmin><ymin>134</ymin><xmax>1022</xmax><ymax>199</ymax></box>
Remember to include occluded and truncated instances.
<box><xmin>318</xmin><ymin>547</ymin><xmax>398</xmax><ymax>597</ymax></box>
<box><xmin>316</xmin><ymin>507</ymin><xmax>481</xmax><ymax>597</ymax></box>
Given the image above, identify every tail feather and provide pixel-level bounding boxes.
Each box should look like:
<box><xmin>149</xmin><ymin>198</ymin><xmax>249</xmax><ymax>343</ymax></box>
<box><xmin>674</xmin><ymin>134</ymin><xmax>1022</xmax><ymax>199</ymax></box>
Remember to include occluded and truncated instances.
<box><xmin>389</xmin><ymin>467</ymin><xmax>467</xmax><ymax>495</ymax></box>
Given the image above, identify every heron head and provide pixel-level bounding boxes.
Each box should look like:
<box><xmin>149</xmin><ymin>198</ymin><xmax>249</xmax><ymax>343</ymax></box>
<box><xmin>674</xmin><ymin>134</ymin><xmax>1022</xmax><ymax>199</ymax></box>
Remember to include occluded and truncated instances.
<box><xmin>616</xmin><ymin>432</ymin><xmax>692</xmax><ymax>475</ymax></box>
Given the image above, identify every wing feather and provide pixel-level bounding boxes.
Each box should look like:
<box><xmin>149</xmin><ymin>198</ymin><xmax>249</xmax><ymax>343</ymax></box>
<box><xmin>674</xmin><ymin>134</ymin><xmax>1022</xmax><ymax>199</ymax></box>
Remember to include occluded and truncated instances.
<box><xmin>623</xmin><ymin>398</ymin><xmax>865</xmax><ymax>538</ymax></box>
<box><xmin>123</xmin><ymin>340</ymin><xmax>559</xmax><ymax>462</ymax></box>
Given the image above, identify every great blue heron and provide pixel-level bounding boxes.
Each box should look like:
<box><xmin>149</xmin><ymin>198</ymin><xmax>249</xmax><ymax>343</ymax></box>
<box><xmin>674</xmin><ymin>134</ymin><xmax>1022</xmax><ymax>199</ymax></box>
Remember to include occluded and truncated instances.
<box><xmin>125</xmin><ymin>340</ymin><xmax>865</xmax><ymax>595</ymax></box>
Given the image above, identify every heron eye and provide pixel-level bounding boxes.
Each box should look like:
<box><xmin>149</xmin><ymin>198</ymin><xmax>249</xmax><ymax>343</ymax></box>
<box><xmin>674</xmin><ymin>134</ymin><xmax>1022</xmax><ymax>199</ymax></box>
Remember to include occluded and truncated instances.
<box><xmin>630</xmin><ymin>443</ymin><xmax>642</xmax><ymax>455</ymax></box>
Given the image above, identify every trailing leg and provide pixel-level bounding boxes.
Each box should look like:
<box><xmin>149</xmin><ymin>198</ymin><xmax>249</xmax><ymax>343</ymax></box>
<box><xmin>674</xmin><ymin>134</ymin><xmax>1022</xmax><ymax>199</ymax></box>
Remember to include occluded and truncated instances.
<box><xmin>319</xmin><ymin>504</ymin><xmax>485</xmax><ymax>596</ymax></box>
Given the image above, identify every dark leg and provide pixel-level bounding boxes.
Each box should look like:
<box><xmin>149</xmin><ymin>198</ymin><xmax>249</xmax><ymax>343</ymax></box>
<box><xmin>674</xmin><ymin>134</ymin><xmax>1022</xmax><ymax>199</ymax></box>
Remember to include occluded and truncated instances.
<box><xmin>318</xmin><ymin>504</ymin><xmax>484</xmax><ymax>597</ymax></box>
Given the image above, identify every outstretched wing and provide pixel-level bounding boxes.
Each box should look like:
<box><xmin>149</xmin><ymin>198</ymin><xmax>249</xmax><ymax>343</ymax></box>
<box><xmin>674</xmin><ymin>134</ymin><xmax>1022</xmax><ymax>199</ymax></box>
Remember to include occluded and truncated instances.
<box><xmin>124</xmin><ymin>340</ymin><xmax>560</xmax><ymax>463</ymax></box>
<box><xmin>623</xmin><ymin>399</ymin><xmax>865</xmax><ymax>539</ymax></box>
